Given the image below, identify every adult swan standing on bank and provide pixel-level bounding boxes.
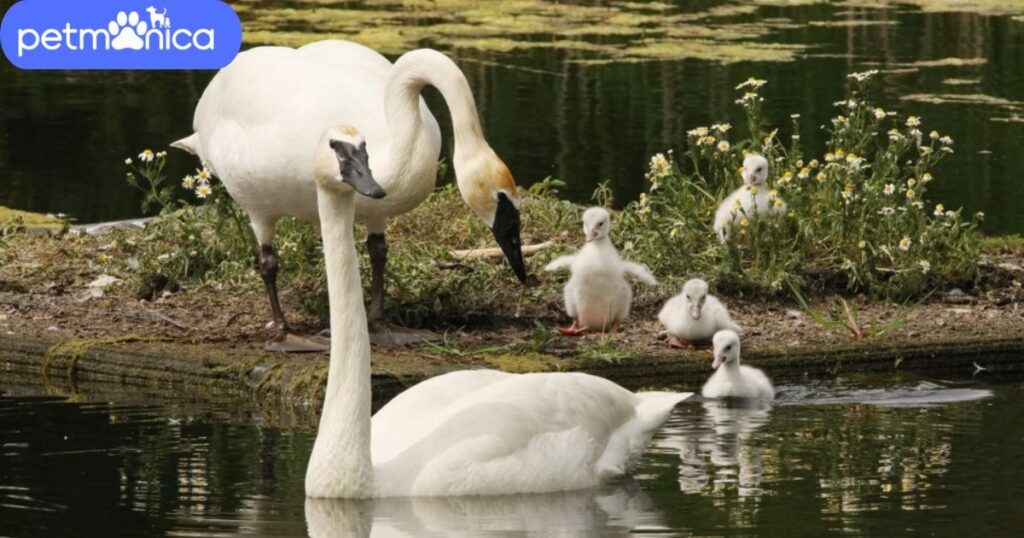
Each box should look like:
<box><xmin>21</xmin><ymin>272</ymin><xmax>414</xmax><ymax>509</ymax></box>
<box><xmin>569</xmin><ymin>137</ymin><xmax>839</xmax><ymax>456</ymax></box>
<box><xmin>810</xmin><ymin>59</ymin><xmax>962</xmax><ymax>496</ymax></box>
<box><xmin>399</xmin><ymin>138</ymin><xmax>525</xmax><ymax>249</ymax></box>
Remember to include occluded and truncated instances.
<box><xmin>173</xmin><ymin>40</ymin><xmax>528</xmax><ymax>350</ymax></box>
<box><xmin>307</xmin><ymin>127</ymin><xmax>692</xmax><ymax>498</ymax></box>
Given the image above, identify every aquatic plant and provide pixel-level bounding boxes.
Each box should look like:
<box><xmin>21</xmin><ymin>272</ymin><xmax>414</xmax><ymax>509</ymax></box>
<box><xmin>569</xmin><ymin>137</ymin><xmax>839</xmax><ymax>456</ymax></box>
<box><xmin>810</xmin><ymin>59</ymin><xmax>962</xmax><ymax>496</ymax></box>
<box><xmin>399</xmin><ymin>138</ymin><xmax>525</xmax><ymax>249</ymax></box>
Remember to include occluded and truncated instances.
<box><xmin>619</xmin><ymin>70</ymin><xmax>981</xmax><ymax>299</ymax></box>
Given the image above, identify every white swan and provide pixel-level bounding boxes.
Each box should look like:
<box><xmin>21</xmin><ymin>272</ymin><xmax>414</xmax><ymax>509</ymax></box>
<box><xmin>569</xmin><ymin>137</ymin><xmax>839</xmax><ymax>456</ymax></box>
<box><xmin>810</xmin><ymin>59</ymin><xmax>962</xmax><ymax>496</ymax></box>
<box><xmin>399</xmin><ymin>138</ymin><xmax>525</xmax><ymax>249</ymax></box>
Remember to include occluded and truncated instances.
<box><xmin>173</xmin><ymin>40</ymin><xmax>527</xmax><ymax>350</ymax></box>
<box><xmin>701</xmin><ymin>330</ymin><xmax>775</xmax><ymax>400</ymax></box>
<box><xmin>544</xmin><ymin>207</ymin><xmax>657</xmax><ymax>335</ymax></box>
<box><xmin>658</xmin><ymin>278</ymin><xmax>740</xmax><ymax>347</ymax></box>
<box><xmin>713</xmin><ymin>154</ymin><xmax>787</xmax><ymax>243</ymax></box>
<box><xmin>306</xmin><ymin>130</ymin><xmax>691</xmax><ymax>498</ymax></box>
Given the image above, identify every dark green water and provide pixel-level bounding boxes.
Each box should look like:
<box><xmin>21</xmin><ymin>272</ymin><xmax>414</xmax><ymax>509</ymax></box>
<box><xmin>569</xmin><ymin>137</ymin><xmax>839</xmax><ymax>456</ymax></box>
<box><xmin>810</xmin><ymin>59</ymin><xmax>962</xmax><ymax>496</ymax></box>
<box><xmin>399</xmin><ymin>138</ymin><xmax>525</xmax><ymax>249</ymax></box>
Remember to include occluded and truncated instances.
<box><xmin>1</xmin><ymin>376</ymin><xmax>1018</xmax><ymax>537</ymax></box>
<box><xmin>1</xmin><ymin>1</ymin><xmax>1023</xmax><ymax>234</ymax></box>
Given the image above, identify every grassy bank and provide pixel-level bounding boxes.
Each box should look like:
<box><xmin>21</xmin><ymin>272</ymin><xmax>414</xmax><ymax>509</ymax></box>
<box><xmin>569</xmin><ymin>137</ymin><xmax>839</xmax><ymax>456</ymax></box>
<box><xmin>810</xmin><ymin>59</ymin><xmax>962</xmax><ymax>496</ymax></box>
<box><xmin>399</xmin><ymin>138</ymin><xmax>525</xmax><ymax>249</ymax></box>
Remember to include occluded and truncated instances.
<box><xmin>2</xmin><ymin>72</ymin><xmax>1022</xmax><ymax>370</ymax></box>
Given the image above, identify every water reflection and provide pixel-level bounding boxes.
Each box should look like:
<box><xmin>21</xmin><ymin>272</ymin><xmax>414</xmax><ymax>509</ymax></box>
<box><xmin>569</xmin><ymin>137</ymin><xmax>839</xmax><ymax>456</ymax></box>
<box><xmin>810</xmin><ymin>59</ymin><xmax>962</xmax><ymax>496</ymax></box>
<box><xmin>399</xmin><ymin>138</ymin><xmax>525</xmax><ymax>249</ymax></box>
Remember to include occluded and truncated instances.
<box><xmin>656</xmin><ymin>400</ymin><xmax>773</xmax><ymax>498</ymax></box>
<box><xmin>2</xmin><ymin>381</ymin><xmax>1020</xmax><ymax>537</ymax></box>
<box><xmin>305</xmin><ymin>485</ymin><xmax>665</xmax><ymax>538</ymax></box>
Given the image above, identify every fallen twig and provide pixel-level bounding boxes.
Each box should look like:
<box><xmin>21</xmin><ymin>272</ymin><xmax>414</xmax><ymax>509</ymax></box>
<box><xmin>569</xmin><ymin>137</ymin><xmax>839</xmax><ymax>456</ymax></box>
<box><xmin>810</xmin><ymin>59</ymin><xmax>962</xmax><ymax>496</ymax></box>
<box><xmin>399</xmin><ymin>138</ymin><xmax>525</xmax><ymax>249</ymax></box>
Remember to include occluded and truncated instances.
<box><xmin>140</xmin><ymin>309</ymin><xmax>189</xmax><ymax>331</ymax></box>
<box><xmin>450</xmin><ymin>241</ymin><xmax>554</xmax><ymax>260</ymax></box>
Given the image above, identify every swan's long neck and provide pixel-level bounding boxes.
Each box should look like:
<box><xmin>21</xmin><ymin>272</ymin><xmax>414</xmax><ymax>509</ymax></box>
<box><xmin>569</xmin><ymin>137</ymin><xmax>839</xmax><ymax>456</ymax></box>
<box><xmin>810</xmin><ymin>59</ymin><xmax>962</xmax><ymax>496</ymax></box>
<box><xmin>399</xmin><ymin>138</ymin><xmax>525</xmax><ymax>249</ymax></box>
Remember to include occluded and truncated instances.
<box><xmin>305</xmin><ymin>189</ymin><xmax>374</xmax><ymax>499</ymax></box>
<box><xmin>384</xmin><ymin>49</ymin><xmax>488</xmax><ymax>165</ymax></box>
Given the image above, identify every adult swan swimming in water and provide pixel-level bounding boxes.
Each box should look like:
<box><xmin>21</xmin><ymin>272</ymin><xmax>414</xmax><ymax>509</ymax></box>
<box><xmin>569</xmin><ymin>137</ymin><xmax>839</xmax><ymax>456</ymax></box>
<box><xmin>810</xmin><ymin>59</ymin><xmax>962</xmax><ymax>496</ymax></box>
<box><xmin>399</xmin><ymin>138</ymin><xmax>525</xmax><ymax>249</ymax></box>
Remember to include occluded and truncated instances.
<box><xmin>173</xmin><ymin>40</ymin><xmax>528</xmax><ymax>351</ymax></box>
<box><xmin>307</xmin><ymin>126</ymin><xmax>692</xmax><ymax>498</ymax></box>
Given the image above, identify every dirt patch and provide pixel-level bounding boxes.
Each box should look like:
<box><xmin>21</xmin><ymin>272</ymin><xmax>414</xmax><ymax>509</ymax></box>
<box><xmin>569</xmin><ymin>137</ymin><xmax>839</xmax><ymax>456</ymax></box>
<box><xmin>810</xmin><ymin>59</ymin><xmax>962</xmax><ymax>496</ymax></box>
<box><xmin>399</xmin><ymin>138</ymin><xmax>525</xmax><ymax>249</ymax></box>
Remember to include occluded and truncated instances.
<box><xmin>1</xmin><ymin>230</ymin><xmax>1021</xmax><ymax>378</ymax></box>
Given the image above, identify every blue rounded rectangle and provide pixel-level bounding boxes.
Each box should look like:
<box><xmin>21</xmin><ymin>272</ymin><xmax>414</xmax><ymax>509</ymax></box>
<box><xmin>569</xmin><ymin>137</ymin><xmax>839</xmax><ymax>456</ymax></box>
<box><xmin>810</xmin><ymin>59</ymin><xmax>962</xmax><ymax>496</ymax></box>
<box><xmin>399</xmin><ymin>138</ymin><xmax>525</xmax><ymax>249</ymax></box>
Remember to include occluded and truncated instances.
<box><xmin>1</xmin><ymin>0</ymin><xmax>242</xmax><ymax>69</ymax></box>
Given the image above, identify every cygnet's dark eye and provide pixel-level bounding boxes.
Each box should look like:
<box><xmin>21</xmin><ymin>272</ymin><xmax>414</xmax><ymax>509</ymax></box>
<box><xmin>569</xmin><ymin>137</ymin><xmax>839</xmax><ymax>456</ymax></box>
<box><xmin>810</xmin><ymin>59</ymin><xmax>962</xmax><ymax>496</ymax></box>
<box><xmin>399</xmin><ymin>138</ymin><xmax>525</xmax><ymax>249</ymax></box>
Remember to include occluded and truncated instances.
<box><xmin>725</xmin><ymin>345</ymin><xmax>733</xmax><ymax>351</ymax></box>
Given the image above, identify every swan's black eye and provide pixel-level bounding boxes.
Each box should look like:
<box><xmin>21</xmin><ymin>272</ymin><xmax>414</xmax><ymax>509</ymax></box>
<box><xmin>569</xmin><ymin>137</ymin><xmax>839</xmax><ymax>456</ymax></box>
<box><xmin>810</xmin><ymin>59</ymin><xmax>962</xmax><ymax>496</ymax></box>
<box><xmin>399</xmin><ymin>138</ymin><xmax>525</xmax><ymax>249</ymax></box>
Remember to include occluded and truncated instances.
<box><xmin>725</xmin><ymin>345</ymin><xmax>732</xmax><ymax>351</ymax></box>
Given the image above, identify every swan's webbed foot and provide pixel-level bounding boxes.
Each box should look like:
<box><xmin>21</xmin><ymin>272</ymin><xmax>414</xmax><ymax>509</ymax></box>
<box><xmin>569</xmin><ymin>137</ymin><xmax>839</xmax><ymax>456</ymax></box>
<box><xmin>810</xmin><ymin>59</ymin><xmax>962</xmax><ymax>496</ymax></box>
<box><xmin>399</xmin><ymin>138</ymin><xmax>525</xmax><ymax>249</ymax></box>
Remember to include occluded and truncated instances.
<box><xmin>255</xmin><ymin>244</ymin><xmax>329</xmax><ymax>353</ymax></box>
<box><xmin>668</xmin><ymin>336</ymin><xmax>689</xmax><ymax>349</ymax></box>
<box><xmin>367</xmin><ymin>322</ymin><xmax>439</xmax><ymax>347</ymax></box>
<box><xmin>264</xmin><ymin>331</ymin><xmax>331</xmax><ymax>353</ymax></box>
<box><xmin>557</xmin><ymin>321</ymin><xmax>590</xmax><ymax>336</ymax></box>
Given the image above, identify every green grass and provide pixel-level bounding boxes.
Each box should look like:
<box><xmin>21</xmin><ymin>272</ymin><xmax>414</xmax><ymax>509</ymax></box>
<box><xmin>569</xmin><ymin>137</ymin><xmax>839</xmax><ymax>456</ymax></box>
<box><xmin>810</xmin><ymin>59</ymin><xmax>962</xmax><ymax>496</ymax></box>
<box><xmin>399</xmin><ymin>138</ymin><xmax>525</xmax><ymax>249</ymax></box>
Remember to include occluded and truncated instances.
<box><xmin>16</xmin><ymin>71</ymin><xmax>986</xmax><ymax>331</ymax></box>
<box><xmin>980</xmin><ymin>234</ymin><xmax>1024</xmax><ymax>254</ymax></box>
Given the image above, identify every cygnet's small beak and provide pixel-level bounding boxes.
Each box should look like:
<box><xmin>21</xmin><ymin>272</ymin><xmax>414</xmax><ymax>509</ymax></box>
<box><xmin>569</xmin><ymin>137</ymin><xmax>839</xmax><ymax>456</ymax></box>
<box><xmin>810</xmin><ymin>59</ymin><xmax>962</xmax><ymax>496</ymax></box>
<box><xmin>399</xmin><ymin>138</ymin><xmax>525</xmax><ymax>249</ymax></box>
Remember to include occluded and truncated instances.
<box><xmin>584</xmin><ymin>228</ymin><xmax>598</xmax><ymax>242</ymax></box>
<box><xmin>712</xmin><ymin>354</ymin><xmax>724</xmax><ymax>369</ymax></box>
<box><xmin>690</xmin><ymin>305</ymin><xmax>702</xmax><ymax>320</ymax></box>
<box><xmin>742</xmin><ymin>172</ymin><xmax>754</xmax><ymax>185</ymax></box>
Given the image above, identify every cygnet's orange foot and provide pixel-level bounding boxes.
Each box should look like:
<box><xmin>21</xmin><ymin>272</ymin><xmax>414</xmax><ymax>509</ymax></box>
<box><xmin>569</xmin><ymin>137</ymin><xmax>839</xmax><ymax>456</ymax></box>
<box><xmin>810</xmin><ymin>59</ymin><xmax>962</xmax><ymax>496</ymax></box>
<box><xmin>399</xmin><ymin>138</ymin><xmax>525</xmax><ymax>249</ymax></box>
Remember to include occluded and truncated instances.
<box><xmin>265</xmin><ymin>332</ymin><xmax>331</xmax><ymax>353</ymax></box>
<box><xmin>557</xmin><ymin>321</ymin><xmax>590</xmax><ymax>336</ymax></box>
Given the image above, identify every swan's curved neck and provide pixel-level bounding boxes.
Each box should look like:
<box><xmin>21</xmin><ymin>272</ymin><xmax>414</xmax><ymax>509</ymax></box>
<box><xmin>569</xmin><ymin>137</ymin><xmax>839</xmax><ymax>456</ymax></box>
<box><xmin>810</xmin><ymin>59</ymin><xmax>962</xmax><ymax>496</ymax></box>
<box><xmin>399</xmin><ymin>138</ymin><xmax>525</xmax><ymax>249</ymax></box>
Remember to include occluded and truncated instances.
<box><xmin>306</xmin><ymin>188</ymin><xmax>374</xmax><ymax>499</ymax></box>
<box><xmin>384</xmin><ymin>49</ymin><xmax>488</xmax><ymax>163</ymax></box>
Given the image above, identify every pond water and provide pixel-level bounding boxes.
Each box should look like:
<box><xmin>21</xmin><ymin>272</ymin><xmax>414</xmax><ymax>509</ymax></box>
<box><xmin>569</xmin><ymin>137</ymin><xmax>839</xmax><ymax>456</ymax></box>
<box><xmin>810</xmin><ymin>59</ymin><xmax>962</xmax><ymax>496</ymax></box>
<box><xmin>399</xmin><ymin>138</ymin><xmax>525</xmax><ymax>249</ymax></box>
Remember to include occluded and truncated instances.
<box><xmin>1</xmin><ymin>1</ymin><xmax>1023</xmax><ymax>234</ymax></box>
<box><xmin>1</xmin><ymin>375</ymin><xmax>1018</xmax><ymax>537</ymax></box>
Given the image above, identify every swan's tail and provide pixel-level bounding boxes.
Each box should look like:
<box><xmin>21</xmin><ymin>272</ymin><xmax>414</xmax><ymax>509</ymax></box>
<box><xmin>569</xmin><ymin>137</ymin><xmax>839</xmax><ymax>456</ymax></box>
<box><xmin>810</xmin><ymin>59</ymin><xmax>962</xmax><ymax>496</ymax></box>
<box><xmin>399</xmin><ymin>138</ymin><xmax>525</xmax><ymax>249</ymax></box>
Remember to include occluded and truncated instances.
<box><xmin>634</xmin><ymin>391</ymin><xmax>693</xmax><ymax>428</ymax></box>
<box><xmin>171</xmin><ymin>133</ymin><xmax>200</xmax><ymax>155</ymax></box>
<box><xmin>597</xmin><ymin>391</ymin><xmax>693</xmax><ymax>480</ymax></box>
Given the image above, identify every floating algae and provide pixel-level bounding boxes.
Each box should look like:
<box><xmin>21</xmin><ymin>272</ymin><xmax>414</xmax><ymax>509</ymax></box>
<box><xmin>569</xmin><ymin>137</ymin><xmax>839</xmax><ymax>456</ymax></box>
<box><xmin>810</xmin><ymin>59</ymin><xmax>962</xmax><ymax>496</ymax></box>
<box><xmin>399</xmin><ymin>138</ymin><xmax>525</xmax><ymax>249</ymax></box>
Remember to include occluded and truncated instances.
<box><xmin>908</xmin><ymin>57</ymin><xmax>988</xmax><ymax>67</ymax></box>
<box><xmin>234</xmin><ymin>0</ymin><xmax>809</xmax><ymax>63</ymax></box>
<box><xmin>900</xmin><ymin>92</ymin><xmax>1024</xmax><ymax>109</ymax></box>
<box><xmin>807</xmin><ymin>19</ymin><xmax>899</xmax><ymax>27</ymax></box>
<box><xmin>756</xmin><ymin>0</ymin><xmax>1024</xmax><ymax>16</ymax></box>
<box><xmin>942</xmin><ymin>78</ymin><xmax>982</xmax><ymax>86</ymax></box>
<box><xmin>0</xmin><ymin>206</ymin><xmax>64</xmax><ymax>232</ymax></box>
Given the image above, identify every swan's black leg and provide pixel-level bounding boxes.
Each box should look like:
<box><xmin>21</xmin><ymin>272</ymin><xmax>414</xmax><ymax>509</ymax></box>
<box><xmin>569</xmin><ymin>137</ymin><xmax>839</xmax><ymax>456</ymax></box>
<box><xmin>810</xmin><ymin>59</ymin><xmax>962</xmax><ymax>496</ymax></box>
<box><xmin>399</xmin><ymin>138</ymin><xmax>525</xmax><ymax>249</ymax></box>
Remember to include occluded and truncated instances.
<box><xmin>257</xmin><ymin>244</ymin><xmax>288</xmax><ymax>332</ymax></box>
<box><xmin>363</xmin><ymin>233</ymin><xmax>437</xmax><ymax>347</ymax></box>
<box><xmin>366</xmin><ymin>233</ymin><xmax>387</xmax><ymax>324</ymax></box>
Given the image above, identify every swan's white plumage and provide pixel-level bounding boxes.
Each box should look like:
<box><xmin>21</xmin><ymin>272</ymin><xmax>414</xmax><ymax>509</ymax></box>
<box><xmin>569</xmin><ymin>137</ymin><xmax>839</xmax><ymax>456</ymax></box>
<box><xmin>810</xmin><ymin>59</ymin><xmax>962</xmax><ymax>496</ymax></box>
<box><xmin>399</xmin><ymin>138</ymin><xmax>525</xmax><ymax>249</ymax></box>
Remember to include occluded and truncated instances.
<box><xmin>545</xmin><ymin>208</ymin><xmax>657</xmax><ymax>331</ymax></box>
<box><xmin>658</xmin><ymin>279</ymin><xmax>739</xmax><ymax>342</ymax></box>
<box><xmin>180</xmin><ymin>41</ymin><xmax>443</xmax><ymax>241</ymax></box>
<box><xmin>701</xmin><ymin>330</ymin><xmax>775</xmax><ymax>400</ymax></box>
<box><xmin>306</xmin><ymin>142</ymin><xmax>691</xmax><ymax>499</ymax></box>
<box><xmin>372</xmin><ymin>371</ymin><xmax>690</xmax><ymax>496</ymax></box>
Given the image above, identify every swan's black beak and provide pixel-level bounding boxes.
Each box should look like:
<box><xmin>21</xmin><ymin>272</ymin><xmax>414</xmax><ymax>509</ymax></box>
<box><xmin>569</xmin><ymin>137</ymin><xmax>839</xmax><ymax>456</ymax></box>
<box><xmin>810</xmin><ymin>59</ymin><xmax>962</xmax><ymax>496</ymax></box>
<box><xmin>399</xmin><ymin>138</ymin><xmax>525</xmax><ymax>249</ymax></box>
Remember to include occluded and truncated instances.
<box><xmin>332</xmin><ymin>139</ymin><xmax>386</xmax><ymax>199</ymax></box>
<box><xmin>492</xmin><ymin>192</ymin><xmax>528</xmax><ymax>284</ymax></box>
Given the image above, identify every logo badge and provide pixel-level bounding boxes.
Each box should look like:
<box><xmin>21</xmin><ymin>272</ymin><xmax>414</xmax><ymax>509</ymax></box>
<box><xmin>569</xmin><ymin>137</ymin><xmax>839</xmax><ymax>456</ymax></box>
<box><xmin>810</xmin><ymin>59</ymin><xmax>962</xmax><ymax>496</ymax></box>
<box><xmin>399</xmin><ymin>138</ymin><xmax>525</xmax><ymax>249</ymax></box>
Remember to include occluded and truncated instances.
<box><xmin>1</xmin><ymin>0</ymin><xmax>242</xmax><ymax>69</ymax></box>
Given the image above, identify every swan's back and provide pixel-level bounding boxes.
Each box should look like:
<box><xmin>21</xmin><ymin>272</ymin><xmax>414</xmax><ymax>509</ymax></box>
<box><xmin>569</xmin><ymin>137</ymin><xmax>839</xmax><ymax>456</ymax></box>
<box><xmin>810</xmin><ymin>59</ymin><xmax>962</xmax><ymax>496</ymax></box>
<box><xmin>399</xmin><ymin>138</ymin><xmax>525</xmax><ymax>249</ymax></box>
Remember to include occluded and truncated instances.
<box><xmin>371</xmin><ymin>370</ymin><xmax>691</xmax><ymax>496</ymax></box>
<box><xmin>188</xmin><ymin>41</ymin><xmax>441</xmax><ymax>223</ymax></box>
<box><xmin>702</xmin><ymin>365</ymin><xmax>775</xmax><ymax>400</ymax></box>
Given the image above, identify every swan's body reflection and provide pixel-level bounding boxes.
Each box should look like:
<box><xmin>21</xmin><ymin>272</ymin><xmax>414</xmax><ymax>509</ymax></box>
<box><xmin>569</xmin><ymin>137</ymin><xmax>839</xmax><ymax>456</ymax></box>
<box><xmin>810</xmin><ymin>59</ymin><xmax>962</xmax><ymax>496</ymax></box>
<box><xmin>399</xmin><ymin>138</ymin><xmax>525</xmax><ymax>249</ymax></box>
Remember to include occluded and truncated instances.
<box><xmin>656</xmin><ymin>400</ymin><xmax>772</xmax><ymax>497</ymax></box>
<box><xmin>305</xmin><ymin>483</ymin><xmax>666</xmax><ymax>537</ymax></box>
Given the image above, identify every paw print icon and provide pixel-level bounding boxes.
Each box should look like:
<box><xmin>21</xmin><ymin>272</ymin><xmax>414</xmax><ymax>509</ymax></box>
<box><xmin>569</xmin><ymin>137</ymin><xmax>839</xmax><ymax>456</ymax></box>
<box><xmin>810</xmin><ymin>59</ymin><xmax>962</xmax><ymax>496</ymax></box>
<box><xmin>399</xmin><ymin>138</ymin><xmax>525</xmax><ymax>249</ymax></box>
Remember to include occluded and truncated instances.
<box><xmin>108</xmin><ymin>11</ymin><xmax>148</xmax><ymax>50</ymax></box>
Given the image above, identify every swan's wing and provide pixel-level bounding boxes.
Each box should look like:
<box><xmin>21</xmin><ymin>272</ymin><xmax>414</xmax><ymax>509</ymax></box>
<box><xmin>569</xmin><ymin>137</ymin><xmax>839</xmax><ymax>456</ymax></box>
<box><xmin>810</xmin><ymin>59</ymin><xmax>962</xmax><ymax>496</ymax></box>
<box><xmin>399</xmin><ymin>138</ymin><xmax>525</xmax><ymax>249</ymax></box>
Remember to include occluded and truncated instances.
<box><xmin>374</xmin><ymin>372</ymin><xmax>691</xmax><ymax>496</ymax></box>
<box><xmin>740</xmin><ymin>366</ymin><xmax>775</xmax><ymax>400</ymax></box>
<box><xmin>544</xmin><ymin>254</ymin><xmax>577</xmax><ymax>272</ymax></box>
<box><xmin>707</xmin><ymin>296</ymin><xmax>741</xmax><ymax>333</ymax></box>
<box><xmin>372</xmin><ymin>369</ymin><xmax>511</xmax><ymax>463</ymax></box>
<box><xmin>622</xmin><ymin>261</ymin><xmax>657</xmax><ymax>286</ymax></box>
<box><xmin>657</xmin><ymin>294</ymin><xmax>684</xmax><ymax>327</ymax></box>
<box><xmin>596</xmin><ymin>391</ymin><xmax>692</xmax><ymax>478</ymax></box>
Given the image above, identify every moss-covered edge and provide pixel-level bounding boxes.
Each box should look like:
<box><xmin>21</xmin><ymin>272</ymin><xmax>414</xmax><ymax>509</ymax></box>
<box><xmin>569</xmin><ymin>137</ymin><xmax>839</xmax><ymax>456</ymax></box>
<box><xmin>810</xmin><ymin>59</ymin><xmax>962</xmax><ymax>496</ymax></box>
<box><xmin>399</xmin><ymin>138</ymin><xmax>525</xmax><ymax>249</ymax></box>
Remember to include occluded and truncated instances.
<box><xmin>3</xmin><ymin>333</ymin><xmax>1023</xmax><ymax>412</ymax></box>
